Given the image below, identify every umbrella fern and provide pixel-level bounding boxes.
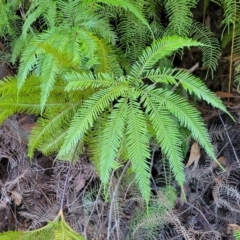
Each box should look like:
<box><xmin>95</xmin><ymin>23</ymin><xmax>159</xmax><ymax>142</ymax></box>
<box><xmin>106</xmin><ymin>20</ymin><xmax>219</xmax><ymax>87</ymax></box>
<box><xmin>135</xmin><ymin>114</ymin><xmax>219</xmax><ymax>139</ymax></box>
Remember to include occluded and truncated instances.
<box><xmin>0</xmin><ymin>36</ymin><xmax>228</xmax><ymax>203</ymax></box>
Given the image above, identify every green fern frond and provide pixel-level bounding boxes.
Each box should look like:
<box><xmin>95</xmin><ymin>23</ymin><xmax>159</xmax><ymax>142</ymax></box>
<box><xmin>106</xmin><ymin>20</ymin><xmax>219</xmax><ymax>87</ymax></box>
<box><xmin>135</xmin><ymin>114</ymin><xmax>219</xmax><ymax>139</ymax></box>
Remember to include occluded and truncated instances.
<box><xmin>220</xmin><ymin>0</ymin><xmax>240</xmax><ymax>28</ymax></box>
<box><xmin>141</xmin><ymin>91</ymin><xmax>184</xmax><ymax>187</ymax></box>
<box><xmin>40</xmin><ymin>55</ymin><xmax>60</xmax><ymax>111</ymax></box>
<box><xmin>147</xmin><ymin>88</ymin><xmax>215</xmax><ymax>161</ymax></box>
<box><xmin>86</xmin><ymin>114</ymin><xmax>108</xmax><ymax>175</ymax></box>
<box><xmin>130</xmin><ymin>36</ymin><xmax>205</xmax><ymax>79</ymax></box>
<box><xmin>0</xmin><ymin>210</ymin><xmax>85</xmax><ymax>240</ymax></box>
<box><xmin>174</xmin><ymin>70</ymin><xmax>227</xmax><ymax>111</ymax></box>
<box><xmin>64</xmin><ymin>72</ymin><xmax>124</xmax><ymax>90</ymax></box>
<box><xmin>234</xmin><ymin>230</ymin><xmax>240</xmax><ymax>240</ymax></box>
<box><xmin>126</xmin><ymin>97</ymin><xmax>151</xmax><ymax>202</ymax></box>
<box><xmin>189</xmin><ymin>21</ymin><xmax>221</xmax><ymax>78</ymax></box>
<box><xmin>21</xmin><ymin>0</ymin><xmax>57</xmax><ymax>37</ymax></box>
<box><xmin>0</xmin><ymin>1</ymin><xmax>21</xmax><ymax>39</ymax></box>
<box><xmin>28</xmin><ymin>102</ymin><xmax>81</xmax><ymax>157</ymax></box>
<box><xmin>144</xmin><ymin>68</ymin><xmax>177</xmax><ymax>84</ymax></box>
<box><xmin>91</xmin><ymin>0</ymin><xmax>151</xmax><ymax>30</ymax></box>
<box><xmin>164</xmin><ymin>0</ymin><xmax>197</xmax><ymax>36</ymax></box>
<box><xmin>100</xmin><ymin>98</ymin><xmax>128</xmax><ymax>184</ymax></box>
<box><xmin>58</xmin><ymin>85</ymin><xmax>127</xmax><ymax>157</ymax></box>
<box><xmin>94</xmin><ymin>39</ymin><xmax>123</xmax><ymax>76</ymax></box>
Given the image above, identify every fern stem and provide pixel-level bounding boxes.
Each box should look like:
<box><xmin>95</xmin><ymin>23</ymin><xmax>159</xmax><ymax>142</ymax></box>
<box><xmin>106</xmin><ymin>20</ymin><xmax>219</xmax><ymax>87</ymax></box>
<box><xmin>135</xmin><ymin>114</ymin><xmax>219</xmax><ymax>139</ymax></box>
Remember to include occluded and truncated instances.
<box><xmin>107</xmin><ymin>161</ymin><xmax>130</xmax><ymax>240</ymax></box>
<box><xmin>228</xmin><ymin>2</ymin><xmax>237</xmax><ymax>97</ymax></box>
<box><xmin>218</xmin><ymin>111</ymin><xmax>240</xmax><ymax>167</ymax></box>
<box><xmin>59</xmin><ymin>143</ymin><xmax>79</xmax><ymax>211</ymax></box>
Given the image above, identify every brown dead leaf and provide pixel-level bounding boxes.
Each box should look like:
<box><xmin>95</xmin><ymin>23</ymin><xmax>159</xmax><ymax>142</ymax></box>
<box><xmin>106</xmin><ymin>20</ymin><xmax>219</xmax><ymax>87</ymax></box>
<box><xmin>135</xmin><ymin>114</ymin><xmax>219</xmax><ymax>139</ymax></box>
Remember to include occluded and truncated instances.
<box><xmin>215</xmin><ymin>91</ymin><xmax>234</xmax><ymax>98</ymax></box>
<box><xmin>212</xmin><ymin>156</ymin><xmax>227</xmax><ymax>169</ymax></box>
<box><xmin>11</xmin><ymin>191</ymin><xmax>22</xmax><ymax>206</ymax></box>
<box><xmin>185</xmin><ymin>142</ymin><xmax>200</xmax><ymax>169</ymax></box>
<box><xmin>74</xmin><ymin>174</ymin><xmax>86</xmax><ymax>192</ymax></box>
<box><xmin>204</xmin><ymin>15</ymin><xmax>211</xmax><ymax>30</ymax></box>
<box><xmin>228</xmin><ymin>224</ymin><xmax>240</xmax><ymax>233</ymax></box>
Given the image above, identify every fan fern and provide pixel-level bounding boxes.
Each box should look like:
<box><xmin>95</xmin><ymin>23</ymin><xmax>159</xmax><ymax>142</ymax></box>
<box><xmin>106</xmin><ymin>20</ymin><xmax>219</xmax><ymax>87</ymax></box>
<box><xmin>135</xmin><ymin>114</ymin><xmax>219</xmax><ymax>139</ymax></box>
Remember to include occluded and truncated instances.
<box><xmin>0</xmin><ymin>35</ymin><xmax>228</xmax><ymax>203</ymax></box>
<box><xmin>0</xmin><ymin>0</ymin><xmax>230</xmax><ymax>205</ymax></box>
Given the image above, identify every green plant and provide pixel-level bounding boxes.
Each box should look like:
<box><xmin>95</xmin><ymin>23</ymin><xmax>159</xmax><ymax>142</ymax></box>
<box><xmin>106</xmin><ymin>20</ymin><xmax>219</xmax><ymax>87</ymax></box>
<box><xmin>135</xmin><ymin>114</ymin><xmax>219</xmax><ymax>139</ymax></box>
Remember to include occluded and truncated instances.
<box><xmin>0</xmin><ymin>210</ymin><xmax>85</xmax><ymax>240</ymax></box>
<box><xmin>0</xmin><ymin>35</ymin><xmax>227</xmax><ymax>203</ymax></box>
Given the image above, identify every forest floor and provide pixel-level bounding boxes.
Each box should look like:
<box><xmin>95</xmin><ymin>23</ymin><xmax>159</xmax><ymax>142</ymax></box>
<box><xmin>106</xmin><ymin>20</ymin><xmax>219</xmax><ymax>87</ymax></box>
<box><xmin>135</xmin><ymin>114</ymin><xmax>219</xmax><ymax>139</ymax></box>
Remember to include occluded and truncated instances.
<box><xmin>1</xmin><ymin>2</ymin><xmax>240</xmax><ymax>240</ymax></box>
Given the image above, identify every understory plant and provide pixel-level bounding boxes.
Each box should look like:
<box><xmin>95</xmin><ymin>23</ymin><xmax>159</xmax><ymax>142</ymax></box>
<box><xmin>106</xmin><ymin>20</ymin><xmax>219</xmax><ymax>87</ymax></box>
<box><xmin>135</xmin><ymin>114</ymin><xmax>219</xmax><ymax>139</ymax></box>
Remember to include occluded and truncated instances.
<box><xmin>0</xmin><ymin>0</ymin><xmax>228</xmax><ymax>204</ymax></box>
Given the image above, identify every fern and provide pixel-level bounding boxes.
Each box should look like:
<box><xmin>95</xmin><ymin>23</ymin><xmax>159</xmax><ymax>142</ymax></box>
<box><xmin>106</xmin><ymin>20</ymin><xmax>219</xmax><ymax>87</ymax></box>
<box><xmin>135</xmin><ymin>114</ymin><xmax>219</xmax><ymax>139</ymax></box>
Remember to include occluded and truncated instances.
<box><xmin>0</xmin><ymin>210</ymin><xmax>85</xmax><ymax>240</ymax></box>
<box><xmin>128</xmin><ymin>186</ymin><xmax>177</xmax><ymax>239</ymax></box>
<box><xmin>0</xmin><ymin>35</ymin><xmax>228</xmax><ymax>203</ymax></box>
<box><xmin>55</xmin><ymin>36</ymin><xmax>227</xmax><ymax>202</ymax></box>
